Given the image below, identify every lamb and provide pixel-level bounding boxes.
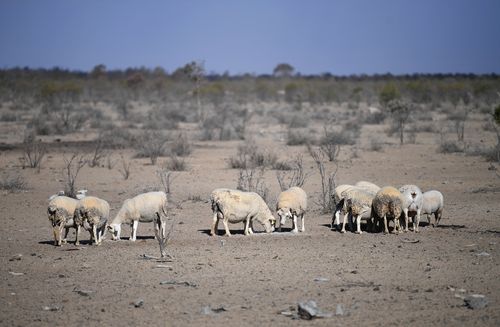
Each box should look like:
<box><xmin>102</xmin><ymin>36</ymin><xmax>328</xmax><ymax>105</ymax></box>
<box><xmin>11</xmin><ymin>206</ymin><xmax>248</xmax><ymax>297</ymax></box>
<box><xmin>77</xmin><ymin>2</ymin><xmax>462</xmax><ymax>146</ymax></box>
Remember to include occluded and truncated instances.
<box><xmin>107</xmin><ymin>191</ymin><xmax>168</xmax><ymax>242</ymax></box>
<box><xmin>371</xmin><ymin>186</ymin><xmax>405</xmax><ymax>234</ymax></box>
<box><xmin>47</xmin><ymin>195</ymin><xmax>79</xmax><ymax>246</ymax></box>
<box><xmin>339</xmin><ymin>188</ymin><xmax>375</xmax><ymax>234</ymax></box>
<box><xmin>421</xmin><ymin>190</ymin><xmax>444</xmax><ymax>227</ymax></box>
<box><xmin>210</xmin><ymin>188</ymin><xmax>275</xmax><ymax>236</ymax></box>
<box><xmin>399</xmin><ymin>184</ymin><xmax>424</xmax><ymax>232</ymax></box>
<box><xmin>276</xmin><ymin>186</ymin><xmax>307</xmax><ymax>233</ymax></box>
<box><xmin>74</xmin><ymin>196</ymin><xmax>110</xmax><ymax>245</ymax></box>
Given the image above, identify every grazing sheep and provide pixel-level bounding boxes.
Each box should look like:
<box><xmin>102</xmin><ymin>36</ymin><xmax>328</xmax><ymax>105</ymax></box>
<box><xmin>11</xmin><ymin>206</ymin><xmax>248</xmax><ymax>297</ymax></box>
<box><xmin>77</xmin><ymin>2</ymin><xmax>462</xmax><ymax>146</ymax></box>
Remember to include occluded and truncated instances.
<box><xmin>47</xmin><ymin>195</ymin><xmax>79</xmax><ymax>246</ymax></box>
<box><xmin>276</xmin><ymin>186</ymin><xmax>307</xmax><ymax>233</ymax></box>
<box><xmin>331</xmin><ymin>184</ymin><xmax>353</xmax><ymax>229</ymax></box>
<box><xmin>399</xmin><ymin>184</ymin><xmax>424</xmax><ymax>232</ymax></box>
<box><xmin>422</xmin><ymin>190</ymin><xmax>444</xmax><ymax>227</ymax></box>
<box><xmin>371</xmin><ymin>186</ymin><xmax>404</xmax><ymax>234</ymax></box>
<box><xmin>210</xmin><ymin>188</ymin><xmax>275</xmax><ymax>236</ymax></box>
<box><xmin>107</xmin><ymin>191</ymin><xmax>168</xmax><ymax>241</ymax></box>
<box><xmin>340</xmin><ymin>188</ymin><xmax>375</xmax><ymax>234</ymax></box>
<box><xmin>354</xmin><ymin>181</ymin><xmax>381</xmax><ymax>194</ymax></box>
<box><xmin>74</xmin><ymin>196</ymin><xmax>110</xmax><ymax>245</ymax></box>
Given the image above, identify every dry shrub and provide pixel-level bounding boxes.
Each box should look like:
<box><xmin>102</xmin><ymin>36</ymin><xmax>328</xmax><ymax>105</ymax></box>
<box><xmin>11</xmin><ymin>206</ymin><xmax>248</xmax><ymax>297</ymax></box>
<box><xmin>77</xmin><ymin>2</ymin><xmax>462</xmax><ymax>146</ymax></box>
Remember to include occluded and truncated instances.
<box><xmin>308</xmin><ymin>145</ymin><xmax>338</xmax><ymax>213</ymax></box>
<box><xmin>286</xmin><ymin>129</ymin><xmax>310</xmax><ymax>146</ymax></box>
<box><xmin>438</xmin><ymin>140</ymin><xmax>464</xmax><ymax>153</ymax></box>
<box><xmin>169</xmin><ymin>133</ymin><xmax>192</xmax><ymax>157</ymax></box>
<box><xmin>22</xmin><ymin>132</ymin><xmax>46</xmax><ymax>171</ymax></box>
<box><xmin>275</xmin><ymin>154</ymin><xmax>311</xmax><ymax>191</ymax></box>
<box><xmin>135</xmin><ymin>131</ymin><xmax>168</xmax><ymax>165</ymax></box>
<box><xmin>62</xmin><ymin>153</ymin><xmax>87</xmax><ymax>198</ymax></box>
<box><xmin>0</xmin><ymin>174</ymin><xmax>27</xmax><ymax>193</ymax></box>
<box><xmin>118</xmin><ymin>155</ymin><xmax>132</xmax><ymax>180</ymax></box>
<box><xmin>236</xmin><ymin>167</ymin><xmax>270</xmax><ymax>204</ymax></box>
<box><xmin>229</xmin><ymin>142</ymin><xmax>277</xmax><ymax>169</ymax></box>
<box><xmin>165</xmin><ymin>155</ymin><xmax>187</xmax><ymax>171</ymax></box>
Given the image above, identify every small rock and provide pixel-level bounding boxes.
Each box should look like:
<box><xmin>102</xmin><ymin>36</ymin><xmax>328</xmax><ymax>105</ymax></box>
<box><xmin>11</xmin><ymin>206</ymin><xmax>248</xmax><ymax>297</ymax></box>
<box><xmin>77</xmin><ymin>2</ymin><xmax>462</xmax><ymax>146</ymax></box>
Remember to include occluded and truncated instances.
<box><xmin>74</xmin><ymin>289</ymin><xmax>93</xmax><ymax>297</ymax></box>
<box><xmin>476</xmin><ymin>252</ymin><xmax>491</xmax><ymax>257</ymax></box>
<box><xmin>464</xmin><ymin>294</ymin><xmax>489</xmax><ymax>309</ymax></box>
<box><xmin>42</xmin><ymin>305</ymin><xmax>62</xmax><ymax>311</ymax></box>
<box><xmin>280</xmin><ymin>311</ymin><xmax>294</xmax><ymax>317</ymax></box>
<box><xmin>335</xmin><ymin>304</ymin><xmax>344</xmax><ymax>316</ymax></box>
<box><xmin>314</xmin><ymin>277</ymin><xmax>329</xmax><ymax>282</ymax></box>
<box><xmin>373</xmin><ymin>286</ymin><xmax>380</xmax><ymax>291</ymax></box>
<box><xmin>297</xmin><ymin>300</ymin><xmax>332</xmax><ymax>320</ymax></box>
<box><xmin>134</xmin><ymin>299</ymin><xmax>144</xmax><ymax>308</ymax></box>
<box><xmin>350</xmin><ymin>270</ymin><xmax>358</xmax><ymax>274</ymax></box>
<box><xmin>8</xmin><ymin>272</ymin><xmax>24</xmax><ymax>276</ymax></box>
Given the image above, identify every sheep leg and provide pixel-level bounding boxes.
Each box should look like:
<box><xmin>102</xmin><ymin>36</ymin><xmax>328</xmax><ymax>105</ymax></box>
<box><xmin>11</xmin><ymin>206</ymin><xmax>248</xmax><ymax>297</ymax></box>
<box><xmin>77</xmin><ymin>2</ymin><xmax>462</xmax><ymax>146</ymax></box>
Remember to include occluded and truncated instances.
<box><xmin>248</xmin><ymin>220</ymin><xmax>254</xmax><ymax>234</ymax></box>
<box><xmin>75</xmin><ymin>225</ymin><xmax>81</xmax><ymax>245</ymax></box>
<box><xmin>414</xmin><ymin>208</ymin><xmax>421</xmax><ymax>232</ymax></box>
<box><xmin>300</xmin><ymin>213</ymin><xmax>305</xmax><ymax>233</ymax></box>
<box><xmin>210</xmin><ymin>212</ymin><xmax>219</xmax><ymax>236</ymax></box>
<box><xmin>222</xmin><ymin>218</ymin><xmax>232</xmax><ymax>237</ymax></box>
<box><xmin>292</xmin><ymin>215</ymin><xmax>298</xmax><ymax>233</ymax></box>
<box><xmin>403</xmin><ymin>208</ymin><xmax>409</xmax><ymax>232</ymax></box>
<box><xmin>355</xmin><ymin>215</ymin><xmax>362</xmax><ymax>234</ymax></box>
<box><xmin>332</xmin><ymin>210</ymin><xmax>340</xmax><ymax>230</ymax></box>
<box><xmin>277</xmin><ymin>217</ymin><xmax>282</xmax><ymax>232</ymax></box>
<box><xmin>341</xmin><ymin>213</ymin><xmax>349</xmax><ymax>233</ymax></box>
<box><xmin>244</xmin><ymin>216</ymin><xmax>251</xmax><ymax>235</ymax></box>
<box><xmin>131</xmin><ymin>220</ymin><xmax>138</xmax><ymax>241</ymax></box>
<box><xmin>62</xmin><ymin>226</ymin><xmax>70</xmax><ymax>244</ymax></box>
<box><xmin>435</xmin><ymin>209</ymin><xmax>442</xmax><ymax>227</ymax></box>
<box><xmin>383</xmin><ymin>215</ymin><xmax>389</xmax><ymax>234</ymax></box>
<box><xmin>92</xmin><ymin>225</ymin><xmax>99</xmax><ymax>246</ymax></box>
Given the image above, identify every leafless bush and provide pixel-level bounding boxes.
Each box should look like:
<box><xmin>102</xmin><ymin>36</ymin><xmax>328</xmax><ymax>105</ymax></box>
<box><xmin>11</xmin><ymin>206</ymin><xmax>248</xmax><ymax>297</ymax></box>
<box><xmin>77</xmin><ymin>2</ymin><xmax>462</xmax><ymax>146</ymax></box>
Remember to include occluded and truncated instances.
<box><xmin>62</xmin><ymin>153</ymin><xmax>87</xmax><ymax>198</ymax></box>
<box><xmin>118</xmin><ymin>155</ymin><xmax>131</xmax><ymax>180</ymax></box>
<box><xmin>308</xmin><ymin>145</ymin><xmax>338</xmax><ymax>213</ymax></box>
<box><xmin>369</xmin><ymin>138</ymin><xmax>384</xmax><ymax>152</ymax></box>
<box><xmin>135</xmin><ymin>131</ymin><xmax>168</xmax><ymax>165</ymax></box>
<box><xmin>22</xmin><ymin>132</ymin><xmax>46</xmax><ymax>171</ymax></box>
<box><xmin>0</xmin><ymin>174</ymin><xmax>28</xmax><ymax>193</ymax></box>
<box><xmin>286</xmin><ymin>129</ymin><xmax>310</xmax><ymax>146</ymax></box>
<box><xmin>438</xmin><ymin>140</ymin><xmax>464</xmax><ymax>153</ymax></box>
<box><xmin>275</xmin><ymin>154</ymin><xmax>311</xmax><ymax>191</ymax></box>
<box><xmin>229</xmin><ymin>142</ymin><xmax>277</xmax><ymax>169</ymax></box>
<box><xmin>156</xmin><ymin>164</ymin><xmax>177</xmax><ymax>196</ymax></box>
<box><xmin>236</xmin><ymin>167</ymin><xmax>270</xmax><ymax>204</ymax></box>
<box><xmin>200</xmin><ymin>105</ymin><xmax>250</xmax><ymax>141</ymax></box>
<box><xmin>87</xmin><ymin>134</ymin><xmax>109</xmax><ymax>168</ymax></box>
<box><xmin>106</xmin><ymin>154</ymin><xmax>116</xmax><ymax>170</ymax></box>
<box><xmin>169</xmin><ymin>133</ymin><xmax>192</xmax><ymax>157</ymax></box>
<box><xmin>165</xmin><ymin>155</ymin><xmax>187</xmax><ymax>171</ymax></box>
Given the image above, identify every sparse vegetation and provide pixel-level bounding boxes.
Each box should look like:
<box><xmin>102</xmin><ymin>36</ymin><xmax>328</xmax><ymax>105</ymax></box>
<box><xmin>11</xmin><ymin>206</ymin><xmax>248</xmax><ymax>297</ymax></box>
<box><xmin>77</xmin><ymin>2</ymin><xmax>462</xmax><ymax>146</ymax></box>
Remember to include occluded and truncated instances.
<box><xmin>307</xmin><ymin>145</ymin><xmax>337</xmax><ymax>213</ymax></box>
<box><xmin>62</xmin><ymin>153</ymin><xmax>87</xmax><ymax>198</ymax></box>
<box><xmin>275</xmin><ymin>154</ymin><xmax>311</xmax><ymax>191</ymax></box>
<box><xmin>0</xmin><ymin>174</ymin><xmax>27</xmax><ymax>193</ymax></box>
<box><xmin>22</xmin><ymin>132</ymin><xmax>46</xmax><ymax>171</ymax></box>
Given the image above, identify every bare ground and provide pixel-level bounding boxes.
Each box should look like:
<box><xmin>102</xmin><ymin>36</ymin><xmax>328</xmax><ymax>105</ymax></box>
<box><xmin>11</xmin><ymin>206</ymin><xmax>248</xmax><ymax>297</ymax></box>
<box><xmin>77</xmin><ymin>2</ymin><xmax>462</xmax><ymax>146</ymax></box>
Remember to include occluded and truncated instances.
<box><xmin>1</xmin><ymin>123</ymin><xmax>500</xmax><ymax>327</ymax></box>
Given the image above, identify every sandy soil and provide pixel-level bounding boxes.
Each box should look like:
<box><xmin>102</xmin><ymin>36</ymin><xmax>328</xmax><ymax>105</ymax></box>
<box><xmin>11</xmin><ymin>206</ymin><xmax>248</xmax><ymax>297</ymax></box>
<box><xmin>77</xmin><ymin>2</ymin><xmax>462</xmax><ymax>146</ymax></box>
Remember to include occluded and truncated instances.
<box><xmin>1</xmin><ymin>122</ymin><xmax>499</xmax><ymax>327</ymax></box>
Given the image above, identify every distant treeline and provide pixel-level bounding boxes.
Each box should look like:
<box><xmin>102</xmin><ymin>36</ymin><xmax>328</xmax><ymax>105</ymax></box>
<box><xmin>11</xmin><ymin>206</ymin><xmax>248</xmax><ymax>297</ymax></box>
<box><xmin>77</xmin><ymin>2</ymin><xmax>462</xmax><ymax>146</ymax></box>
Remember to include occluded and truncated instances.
<box><xmin>1</xmin><ymin>65</ymin><xmax>499</xmax><ymax>106</ymax></box>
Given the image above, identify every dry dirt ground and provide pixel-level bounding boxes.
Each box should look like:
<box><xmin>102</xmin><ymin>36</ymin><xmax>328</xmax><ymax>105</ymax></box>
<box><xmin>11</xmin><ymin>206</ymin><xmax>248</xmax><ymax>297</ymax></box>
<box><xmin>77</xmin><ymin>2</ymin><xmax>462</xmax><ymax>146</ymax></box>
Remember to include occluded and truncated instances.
<box><xmin>1</xmin><ymin>121</ymin><xmax>500</xmax><ymax>327</ymax></box>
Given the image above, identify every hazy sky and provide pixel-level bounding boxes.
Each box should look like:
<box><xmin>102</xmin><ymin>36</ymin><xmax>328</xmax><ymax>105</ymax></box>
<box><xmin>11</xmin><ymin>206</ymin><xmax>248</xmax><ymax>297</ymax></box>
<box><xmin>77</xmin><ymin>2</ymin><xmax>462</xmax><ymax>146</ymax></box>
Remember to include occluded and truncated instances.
<box><xmin>1</xmin><ymin>0</ymin><xmax>499</xmax><ymax>75</ymax></box>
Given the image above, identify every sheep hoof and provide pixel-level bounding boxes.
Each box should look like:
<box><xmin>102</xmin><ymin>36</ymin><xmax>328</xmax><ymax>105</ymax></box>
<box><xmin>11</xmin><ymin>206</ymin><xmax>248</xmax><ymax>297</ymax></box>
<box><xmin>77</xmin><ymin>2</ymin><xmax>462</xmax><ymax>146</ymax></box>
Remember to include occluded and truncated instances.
<box><xmin>355</xmin><ymin>231</ymin><xmax>363</xmax><ymax>234</ymax></box>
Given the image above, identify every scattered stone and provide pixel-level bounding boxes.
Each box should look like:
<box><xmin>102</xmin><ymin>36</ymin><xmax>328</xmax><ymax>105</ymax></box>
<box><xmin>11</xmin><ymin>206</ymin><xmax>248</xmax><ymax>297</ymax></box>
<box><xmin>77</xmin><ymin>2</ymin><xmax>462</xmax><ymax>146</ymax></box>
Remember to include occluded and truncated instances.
<box><xmin>8</xmin><ymin>272</ymin><xmax>24</xmax><ymax>276</ymax></box>
<box><xmin>9</xmin><ymin>254</ymin><xmax>22</xmax><ymax>261</ymax></box>
<box><xmin>476</xmin><ymin>252</ymin><xmax>491</xmax><ymax>257</ymax></box>
<box><xmin>401</xmin><ymin>238</ymin><xmax>419</xmax><ymax>244</ymax></box>
<box><xmin>350</xmin><ymin>270</ymin><xmax>358</xmax><ymax>274</ymax></box>
<box><xmin>464</xmin><ymin>294</ymin><xmax>489</xmax><ymax>309</ymax></box>
<box><xmin>74</xmin><ymin>289</ymin><xmax>93</xmax><ymax>297</ymax></box>
<box><xmin>201</xmin><ymin>305</ymin><xmax>226</xmax><ymax>315</ymax></box>
<box><xmin>160</xmin><ymin>280</ymin><xmax>197</xmax><ymax>287</ymax></box>
<box><xmin>335</xmin><ymin>304</ymin><xmax>344</xmax><ymax>316</ymax></box>
<box><xmin>133</xmin><ymin>299</ymin><xmax>144</xmax><ymax>308</ymax></box>
<box><xmin>297</xmin><ymin>300</ymin><xmax>332</xmax><ymax>320</ymax></box>
<box><xmin>280</xmin><ymin>311</ymin><xmax>294</xmax><ymax>317</ymax></box>
<box><xmin>153</xmin><ymin>264</ymin><xmax>172</xmax><ymax>269</ymax></box>
<box><xmin>314</xmin><ymin>277</ymin><xmax>329</xmax><ymax>282</ymax></box>
<box><xmin>373</xmin><ymin>286</ymin><xmax>380</xmax><ymax>291</ymax></box>
<box><xmin>42</xmin><ymin>305</ymin><xmax>62</xmax><ymax>311</ymax></box>
<box><xmin>447</xmin><ymin>286</ymin><xmax>455</xmax><ymax>292</ymax></box>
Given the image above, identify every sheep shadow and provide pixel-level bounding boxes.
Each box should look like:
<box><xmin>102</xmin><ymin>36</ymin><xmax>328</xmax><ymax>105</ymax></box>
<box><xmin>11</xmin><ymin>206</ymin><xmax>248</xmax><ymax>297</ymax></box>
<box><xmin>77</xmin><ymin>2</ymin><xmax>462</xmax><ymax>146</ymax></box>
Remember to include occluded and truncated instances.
<box><xmin>435</xmin><ymin>224</ymin><xmax>466</xmax><ymax>230</ymax></box>
<box><xmin>198</xmin><ymin>229</ymin><xmax>246</xmax><ymax>236</ymax></box>
<box><xmin>38</xmin><ymin>239</ymin><xmax>93</xmax><ymax>247</ymax></box>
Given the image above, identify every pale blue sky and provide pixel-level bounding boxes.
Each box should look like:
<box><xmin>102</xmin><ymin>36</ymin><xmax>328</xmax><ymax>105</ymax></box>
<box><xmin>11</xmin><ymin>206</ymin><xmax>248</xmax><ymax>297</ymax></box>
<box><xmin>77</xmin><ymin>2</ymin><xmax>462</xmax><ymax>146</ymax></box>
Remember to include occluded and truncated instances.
<box><xmin>0</xmin><ymin>0</ymin><xmax>499</xmax><ymax>75</ymax></box>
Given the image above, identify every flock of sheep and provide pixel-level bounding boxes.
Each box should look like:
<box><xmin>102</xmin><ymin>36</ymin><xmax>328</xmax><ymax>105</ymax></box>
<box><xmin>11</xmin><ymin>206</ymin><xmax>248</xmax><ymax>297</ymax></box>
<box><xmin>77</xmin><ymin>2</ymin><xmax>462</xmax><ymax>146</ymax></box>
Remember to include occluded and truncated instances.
<box><xmin>47</xmin><ymin>181</ymin><xmax>444</xmax><ymax>247</ymax></box>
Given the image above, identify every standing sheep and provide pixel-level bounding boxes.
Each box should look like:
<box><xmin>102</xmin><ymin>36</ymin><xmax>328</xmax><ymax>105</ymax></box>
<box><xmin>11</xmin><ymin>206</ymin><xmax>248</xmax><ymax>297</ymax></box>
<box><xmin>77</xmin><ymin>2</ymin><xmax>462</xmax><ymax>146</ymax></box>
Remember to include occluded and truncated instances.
<box><xmin>107</xmin><ymin>191</ymin><xmax>169</xmax><ymax>241</ymax></box>
<box><xmin>47</xmin><ymin>195</ymin><xmax>79</xmax><ymax>246</ymax></box>
<box><xmin>340</xmin><ymin>188</ymin><xmax>375</xmax><ymax>234</ymax></box>
<box><xmin>371</xmin><ymin>186</ymin><xmax>405</xmax><ymax>234</ymax></box>
<box><xmin>210</xmin><ymin>188</ymin><xmax>275</xmax><ymax>236</ymax></box>
<box><xmin>74</xmin><ymin>196</ymin><xmax>110</xmax><ymax>245</ymax></box>
<box><xmin>399</xmin><ymin>184</ymin><xmax>424</xmax><ymax>232</ymax></box>
<box><xmin>354</xmin><ymin>181</ymin><xmax>381</xmax><ymax>194</ymax></box>
<box><xmin>276</xmin><ymin>186</ymin><xmax>307</xmax><ymax>233</ymax></box>
<box><xmin>422</xmin><ymin>190</ymin><xmax>444</xmax><ymax>227</ymax></box>
<box><xmin>331</xmin><ymin>184</ymin><xmax>353</xmax><ymax>229</ymax></box>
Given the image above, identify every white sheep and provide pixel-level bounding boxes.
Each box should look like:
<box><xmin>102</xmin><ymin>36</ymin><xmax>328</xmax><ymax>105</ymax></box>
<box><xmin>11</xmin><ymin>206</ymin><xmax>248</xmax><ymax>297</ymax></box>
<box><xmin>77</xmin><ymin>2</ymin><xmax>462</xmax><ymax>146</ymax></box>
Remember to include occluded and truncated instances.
<box><xmin>47</xmin><ymin>195</ymin><xmax>79</xmax><ymax>246</ymax></box>
<box><xmin>354</xmin><ymin>181</ymin><xmax>381</xmax><ymax>194</ymax></box>
<box><xmin>340</xmin><ymin>188</ymin><xmax>375</xmax><ymax>234</ymax></box>
<box><xmin>276</xmin><ymin>186</ymin><xmax>307</xmax><ymax>233</ymax></box>
<box><xmin>74</xmin><ymin>196</ymin><xmax>110</xmax><ymax>245</ymax></box>
<box><xmin>210</xmin><ymin>188</ymin><xmax>275</xmax><ymax>236</ymax></box>
<box><xmin>422</xmin><ymin>190</ymin><xmax>444</xmax><ymax>227</ymax></box>
<box><xmin>399</xmin><ymin>184</ymin><xmax>424</xmax><ymax>232</ymax></box>
<box><xmin>107</xmin><ymin>191</ymin><xmax>168</xmax><ymax>241</ymax></box>
<box><xmin>371</xmin><ymin>186</ymin><xmax>404</xmax><ymax>234</ymax></box>
<box><xmin>331</xmin><ymin>184</ymin><xmax>353</xmax><ymax>229</ymax></box>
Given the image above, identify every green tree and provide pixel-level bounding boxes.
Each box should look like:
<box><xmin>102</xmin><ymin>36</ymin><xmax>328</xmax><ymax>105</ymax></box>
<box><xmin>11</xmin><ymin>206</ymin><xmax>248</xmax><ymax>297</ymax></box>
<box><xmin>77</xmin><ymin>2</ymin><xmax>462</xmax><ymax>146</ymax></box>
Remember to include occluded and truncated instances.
<box><xmin>273</xmin><ymin>63</ymin><xmax>294</xmax><ymax>77</ymax></box>
<box><xmin>379</xmin><ymin>83</ymin><xmax>401</xmax><ymax>108</ymax></box>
